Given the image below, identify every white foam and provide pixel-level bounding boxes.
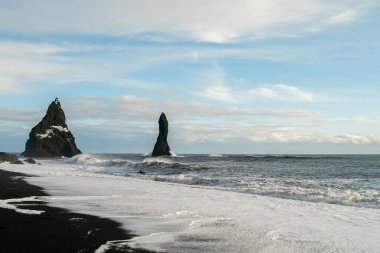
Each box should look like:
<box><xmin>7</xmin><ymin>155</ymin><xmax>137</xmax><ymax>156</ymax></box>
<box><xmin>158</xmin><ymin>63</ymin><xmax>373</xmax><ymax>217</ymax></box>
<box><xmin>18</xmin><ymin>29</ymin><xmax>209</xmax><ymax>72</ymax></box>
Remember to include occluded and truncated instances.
<box><xmin>168</xmin><ymin>150</ymin><xmax>185</xmax><ymax>157</ymax></box>
<box><xmin>143</xmin><ymin>152</ymin><xmax>152</xmax><ymax>156</ymax></box>
<box><xmin>142</xmin><ymin>156</ymin><xmax>175</xmax><ymax>165</ymax></box>
<box><xmin>64</xmin><ymin>154</ymin><xmax>105</xmax><ymax>166</ymax></box>
<box><xmin>208</xmin><ymin>154</ymin><xmax>224</xmax><ymax>157</ymax></box>
<box><xmin>0</xmin><ymin>196</ymin><xmax>44</xmax><ymax>215</ymax></box>
<box><xmin>1</xmin><ymin>162</ymin><xmax>379</xmax><ymax>253</ymax></box>
<box><xmin>169</xmin><ymin>151</ymin><xmax>185</xmax><ymax>157</ymax></box>
<box><xmin>154</xmin><ymin>174</ymin><xmax>194</xmax><ymax>184</ymax></box>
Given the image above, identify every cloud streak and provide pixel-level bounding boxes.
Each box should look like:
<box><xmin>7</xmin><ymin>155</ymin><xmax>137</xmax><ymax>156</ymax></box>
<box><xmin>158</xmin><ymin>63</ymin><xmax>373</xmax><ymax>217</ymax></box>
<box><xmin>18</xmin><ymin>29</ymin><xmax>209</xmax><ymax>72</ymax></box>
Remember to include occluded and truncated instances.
<box><xmin>1</xmin><ymin>95</ymin><xmax>380</xmax><ymax>153</ymax></box>
<box><xmin>0</xmin><ymin>40</ymin><xmax>322</xmax><ymax>94</ymax></box>
<box><xmin>0</xmin><ymin>108</ymin><xmax>41</xmax><ymax>122</ymax></box>
<box><xmin>0</xmin><ymin>0</ymin><xmax>375</xmax><ymax>42</ymax></box>
<box><xmin>0</xmin><ymin>38</ymin><xmax>369</xmax><ymax>98</ymax></box>
<box><xmin>174</xmin><ymin>122</ymin><xmax>380</xmax><ymax>145</ymax></box>
<box><xmin>195</xmin><ymin>66</ymin><xmax>315</xmax><ymax>103</ymax></box>
<box><xmin>250</xmin><ymin>84</ymin><xmax>315</xmax><ymax>102</ymax></box>
<box><xmin>63</xmin><ymin>96</ymin><xmax>319</xmax><ymax>121</ymax></box>
<box><xmin>52</xmin><ymin>96</ymin><xmax>380</xmax><ymax>145</ymax></box>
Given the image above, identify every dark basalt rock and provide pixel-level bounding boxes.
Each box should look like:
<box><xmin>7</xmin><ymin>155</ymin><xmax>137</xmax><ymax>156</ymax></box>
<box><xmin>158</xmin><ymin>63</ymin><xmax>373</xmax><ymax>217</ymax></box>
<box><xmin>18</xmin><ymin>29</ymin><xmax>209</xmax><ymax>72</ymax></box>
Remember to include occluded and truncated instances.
<box><xmin>21</xmin><ymin>98</ymin><xmax>81</xmax><ymax>158</ymax></box>
<box><xmin>24</xmin><ymin>158</ymin><xmax>37</xmax><ymax>164</ymax></box>
<box><xmin>0</xmin><ymin>152</ymin><xmax>20</xmax><ymax>163</ymax></box>
<box><xmin>11</xmin><ymin>160</ymin><xmax>24</xmax><ymax>165</ymax></box>
<box><xmin>152</xmin><ymin>112</ymin><xmax>171</xmax><ymax>156</ymax></box>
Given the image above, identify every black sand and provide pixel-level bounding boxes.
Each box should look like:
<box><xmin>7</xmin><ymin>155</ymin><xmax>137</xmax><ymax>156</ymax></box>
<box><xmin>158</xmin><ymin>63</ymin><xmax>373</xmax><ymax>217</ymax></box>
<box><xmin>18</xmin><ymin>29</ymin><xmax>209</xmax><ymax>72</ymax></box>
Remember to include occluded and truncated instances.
<box><xmin>0</xmin><ymin>169</ymin><xmax>153</xmax><ymax>253</ymax></box>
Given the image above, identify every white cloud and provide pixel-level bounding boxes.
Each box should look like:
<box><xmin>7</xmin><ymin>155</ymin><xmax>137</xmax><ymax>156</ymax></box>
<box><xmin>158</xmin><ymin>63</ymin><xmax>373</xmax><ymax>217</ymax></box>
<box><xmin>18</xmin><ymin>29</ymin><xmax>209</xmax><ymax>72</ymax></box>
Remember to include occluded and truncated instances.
<box><xmin>0</xmin><ymin>108</ymin><xmax>41</xmax><ymax>122</ymax></box>
<box><xmin>0</xmin><ymin>77</ymin><xmax>21</xmax><ymax>93</ymax></box>
<box><xmin>250</xmin><ymin>84</ymin><xmax>315</xmax><ymax>102</ymax></box>
<box><xmin>195</xmin><ymin>66</ymin><xmax>315</xmax><ymax>103</ymax></box>
<box><xmin>1</xmin><ymin>96</ymin><xmax>380</xmax><ymax>150</ymax></box>
<box><xmin>0</xmin><ymin>0</ymin><xmax>375</xmax><ymax>43</ymax></box>
<box><xmin>62</xmin><ymin>95</ymin><xmax>319</xmax><ymax>121</ymax></box>
<box><xmin>47</xmin><ymin>96</ymin><xmax>380</xmax><ymax>146</ymax></box>
<box><xmin>0</xmin><ymin>39</ymin><xmax>362</xmax><ymax>96</ymax></box>
<box><xmin>315</xmin><ymin>117</ymin><xmax>377</xmax><ymax>124</ymax></box>
<box><xmin>195</xmin><ymin>66</ymin><xmax>238</xmax><ymax>103</ymax></box>
<box><xmin>202</xmin><ymin>86</ymin><xmax>237</xmax><ymax>103</ymax></box>
<box><xmin>0</xmin><ymin>41</ymin><xmax>65</xmax><ymax>56</ymax></box>
<box><xmin>321</xmin><ymin>134</ymin><xmax>380</xmax><ymax>144</ymax></box>
<box><xmin>0</xmin><ymin>41</ymin><xmax>108</xmax><ymax>93</ymax></box>
<box><xmin>327</xmin><ymin>10</ymin><xmax>358</xmax><ymax>24</ymax></box>
<box><xmin>0</xmin><ymin>40</ymin><xmax>196</xmax><ymax>93</ymax></box>
<box><xmin>0</xmin><ymin>40</ymin><xmax>310</xmax><ymax>94</ymax></box>
<box><xmin>173</xmin><ymin>121</ymin><xmax>380</xmax><ymax>145</ymax></box>
<box><xmin>174</xmin><ymin>122</ymin><xmax>304</xmax><ymax>143</ymax></box>
<box><xmin>68</xmin><ymin>96</ymin><xmax>379</xmax><ymax>146</ymax></box>
<box><xmin>200</xmin><ymin>82</ymin><xmax>315</xmax><ymax>103</ymax></box>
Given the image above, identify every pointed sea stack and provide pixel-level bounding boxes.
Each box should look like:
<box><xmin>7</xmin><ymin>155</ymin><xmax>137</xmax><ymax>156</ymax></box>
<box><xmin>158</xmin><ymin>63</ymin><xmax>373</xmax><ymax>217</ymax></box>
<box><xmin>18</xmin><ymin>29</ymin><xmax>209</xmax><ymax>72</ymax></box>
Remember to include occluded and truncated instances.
<box><xmin>152</xmin><ymin>112</ymin><xmax>171</xmax><ymax>156</ymax></box>
<box><xmin>21</xmin><ymin>98</ymin><xmax>81</xmax><ymax>158</ymax></box>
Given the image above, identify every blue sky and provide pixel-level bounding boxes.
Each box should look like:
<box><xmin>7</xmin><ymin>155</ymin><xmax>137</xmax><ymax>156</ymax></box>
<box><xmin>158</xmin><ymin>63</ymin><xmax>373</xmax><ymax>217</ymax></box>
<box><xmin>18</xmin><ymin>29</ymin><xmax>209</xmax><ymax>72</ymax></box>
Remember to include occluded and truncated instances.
<box><xmin>0</xmin><ymin>0</ymin><xmax>380</xmax><ymax>154</ymax></box>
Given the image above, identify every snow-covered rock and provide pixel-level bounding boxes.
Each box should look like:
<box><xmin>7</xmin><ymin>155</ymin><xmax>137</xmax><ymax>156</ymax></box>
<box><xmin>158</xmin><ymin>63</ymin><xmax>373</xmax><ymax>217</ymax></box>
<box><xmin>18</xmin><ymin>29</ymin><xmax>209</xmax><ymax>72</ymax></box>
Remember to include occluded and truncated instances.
<box><xmin>22</xmin><ymin>98</ymin><xmax>81</xmax><ymax>158</ymax></box>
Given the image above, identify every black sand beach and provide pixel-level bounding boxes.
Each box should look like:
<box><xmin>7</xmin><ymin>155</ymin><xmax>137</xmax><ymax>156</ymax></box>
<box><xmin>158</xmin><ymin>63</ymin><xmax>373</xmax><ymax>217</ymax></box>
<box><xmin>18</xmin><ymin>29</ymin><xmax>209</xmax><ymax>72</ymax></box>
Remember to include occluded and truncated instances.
<box><xmin>0</xmin><ymin>169</ymin><xmax>152</xmax><ymax>253</ymax></box>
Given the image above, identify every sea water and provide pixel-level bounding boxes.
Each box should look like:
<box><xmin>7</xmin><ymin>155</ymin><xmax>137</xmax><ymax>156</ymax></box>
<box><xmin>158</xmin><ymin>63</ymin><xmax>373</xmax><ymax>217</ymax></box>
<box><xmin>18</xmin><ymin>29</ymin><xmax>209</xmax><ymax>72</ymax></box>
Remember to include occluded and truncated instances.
<box><xmin>64</xmin><ymin>154</ymin><xmax>380</xmax><ymax>209</ymax></box>
<box><xmin>1</xmin><ymin>154</ymin><xmax>380</xmax><ymax>252</ymax></box>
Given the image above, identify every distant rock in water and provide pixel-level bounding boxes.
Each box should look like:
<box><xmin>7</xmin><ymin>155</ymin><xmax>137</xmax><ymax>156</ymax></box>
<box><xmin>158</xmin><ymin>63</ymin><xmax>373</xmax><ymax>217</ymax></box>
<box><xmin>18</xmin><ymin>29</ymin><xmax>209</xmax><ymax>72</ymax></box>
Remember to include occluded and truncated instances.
<box><xmin>152</xmin><ymin>112</ymin><xmax>171</xmax><ymax>156</ymax></box>
<box><xmin>0</xmin><ymin>152</ymin><xmax>20</xmax><ymax>163</ymax></box>
<box><xmin>21</xmin><ymin>98</ymin><xmax>81</xmax><ymax>158</ymax></box>
<box><xmin>24</xmin><ymin>158</ymin><xmax>37</xmax><ymax>164</ymax></box>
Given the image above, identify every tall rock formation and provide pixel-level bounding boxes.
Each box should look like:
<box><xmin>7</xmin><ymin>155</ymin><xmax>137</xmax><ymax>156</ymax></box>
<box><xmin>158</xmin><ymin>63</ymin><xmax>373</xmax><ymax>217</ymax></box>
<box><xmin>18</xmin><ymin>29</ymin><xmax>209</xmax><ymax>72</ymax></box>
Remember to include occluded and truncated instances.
<box><xmin>22</xmin><ymin>98</ymin><xmax>81</xmax><ymax>158</ymax></box>
<box><xmin>152</xmin><ymin>112</ymin><xmax>171</xmax><ymax>156</ymax></box>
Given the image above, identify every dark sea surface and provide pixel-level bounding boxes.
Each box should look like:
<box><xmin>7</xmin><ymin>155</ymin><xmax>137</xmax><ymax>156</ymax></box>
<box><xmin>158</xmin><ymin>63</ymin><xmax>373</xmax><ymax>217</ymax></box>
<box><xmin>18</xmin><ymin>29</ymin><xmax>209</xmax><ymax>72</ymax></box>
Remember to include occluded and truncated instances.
<box><xmin>64</xmin><ymin>154</ymin><xmax>380</xmax><ymax>209</ymax></box>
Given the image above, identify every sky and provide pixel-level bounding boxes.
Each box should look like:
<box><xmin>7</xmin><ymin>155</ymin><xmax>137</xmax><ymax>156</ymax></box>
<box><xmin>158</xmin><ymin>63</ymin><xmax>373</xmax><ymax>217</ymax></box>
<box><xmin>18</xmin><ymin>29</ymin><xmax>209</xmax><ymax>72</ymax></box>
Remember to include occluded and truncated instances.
<box><xmin>0</xmin><ymin>0</ymin><xmax>380</xmax><ymax>154</ymax></box>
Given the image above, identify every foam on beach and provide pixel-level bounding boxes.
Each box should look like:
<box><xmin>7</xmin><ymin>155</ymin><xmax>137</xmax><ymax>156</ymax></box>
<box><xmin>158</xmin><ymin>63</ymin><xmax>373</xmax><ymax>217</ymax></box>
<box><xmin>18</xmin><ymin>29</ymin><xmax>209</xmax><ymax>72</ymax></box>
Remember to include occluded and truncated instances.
<box><xmin>1</xmin><ymin>160</ymin><xmax>380</xmax><ymax>252</ymax></box>
<box><xmin>0</xmin><ymin>196</ymin><xmax>44</xmax><ymax>215</ymax></box>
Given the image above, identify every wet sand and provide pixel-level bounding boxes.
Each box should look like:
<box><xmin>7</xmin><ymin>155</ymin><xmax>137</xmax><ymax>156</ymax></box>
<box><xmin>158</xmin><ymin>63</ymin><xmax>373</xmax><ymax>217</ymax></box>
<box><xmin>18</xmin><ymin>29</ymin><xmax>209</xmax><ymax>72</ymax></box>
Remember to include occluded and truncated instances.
<box><xmin>0</xmin><ymin>169</ymin><xmax>152</xmax><ymax>253</ymax></box>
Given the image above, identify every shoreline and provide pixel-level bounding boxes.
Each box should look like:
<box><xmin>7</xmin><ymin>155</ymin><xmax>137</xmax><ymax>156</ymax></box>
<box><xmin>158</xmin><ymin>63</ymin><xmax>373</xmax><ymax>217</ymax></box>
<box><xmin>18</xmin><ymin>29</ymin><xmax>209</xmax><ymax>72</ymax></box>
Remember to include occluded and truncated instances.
<box><xmin>1</xmin><ymin>159</ymin><xmax>379</xmax><ymax>252</ymax></box>
<box><xmin>0</xmin><ymin>169</ymin><xmax>153</xmax><ymax>253</ymax></box>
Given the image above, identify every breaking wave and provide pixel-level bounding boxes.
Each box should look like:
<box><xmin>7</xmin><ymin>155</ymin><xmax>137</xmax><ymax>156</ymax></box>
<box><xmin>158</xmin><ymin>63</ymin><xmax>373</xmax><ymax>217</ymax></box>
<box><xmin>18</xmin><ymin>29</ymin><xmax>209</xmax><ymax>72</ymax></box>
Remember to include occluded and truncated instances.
<box><xmin>63</xmin><ymin>154</ymin><xmax>380</xmax><ymax>209</ymax></box>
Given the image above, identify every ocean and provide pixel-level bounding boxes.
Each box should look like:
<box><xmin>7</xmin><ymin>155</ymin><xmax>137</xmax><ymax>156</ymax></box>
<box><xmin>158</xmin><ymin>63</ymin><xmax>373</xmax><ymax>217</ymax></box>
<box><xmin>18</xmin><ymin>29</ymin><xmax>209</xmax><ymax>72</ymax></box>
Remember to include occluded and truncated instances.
<box><xmin>2</xmin><ymin>154</ymin><xmax>380</xmax><ymax>252</ymax></box>
<box><xmin>65</xmin><ymin>154</ymin><xmax>380</xmax><ymax>209</ymax></box>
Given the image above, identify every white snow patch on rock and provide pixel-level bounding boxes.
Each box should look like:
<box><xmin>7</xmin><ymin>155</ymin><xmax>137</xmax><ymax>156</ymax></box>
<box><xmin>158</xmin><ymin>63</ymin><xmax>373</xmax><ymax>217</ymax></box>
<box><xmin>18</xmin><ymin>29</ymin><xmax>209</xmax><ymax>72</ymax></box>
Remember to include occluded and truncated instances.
<box><xmin>36</xmin><ymin>129</ymin><xmax>54</xmax><ymax>139</ymax></box>
<box><xmin>36</xmin><ymin>126</ymin><xmax>69</xmax><ymax>139</ymax></box>
<box><xmin>51</xmin><ymin>125</ymin><xmax>69</xmax><ymax>132</ymax></box>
